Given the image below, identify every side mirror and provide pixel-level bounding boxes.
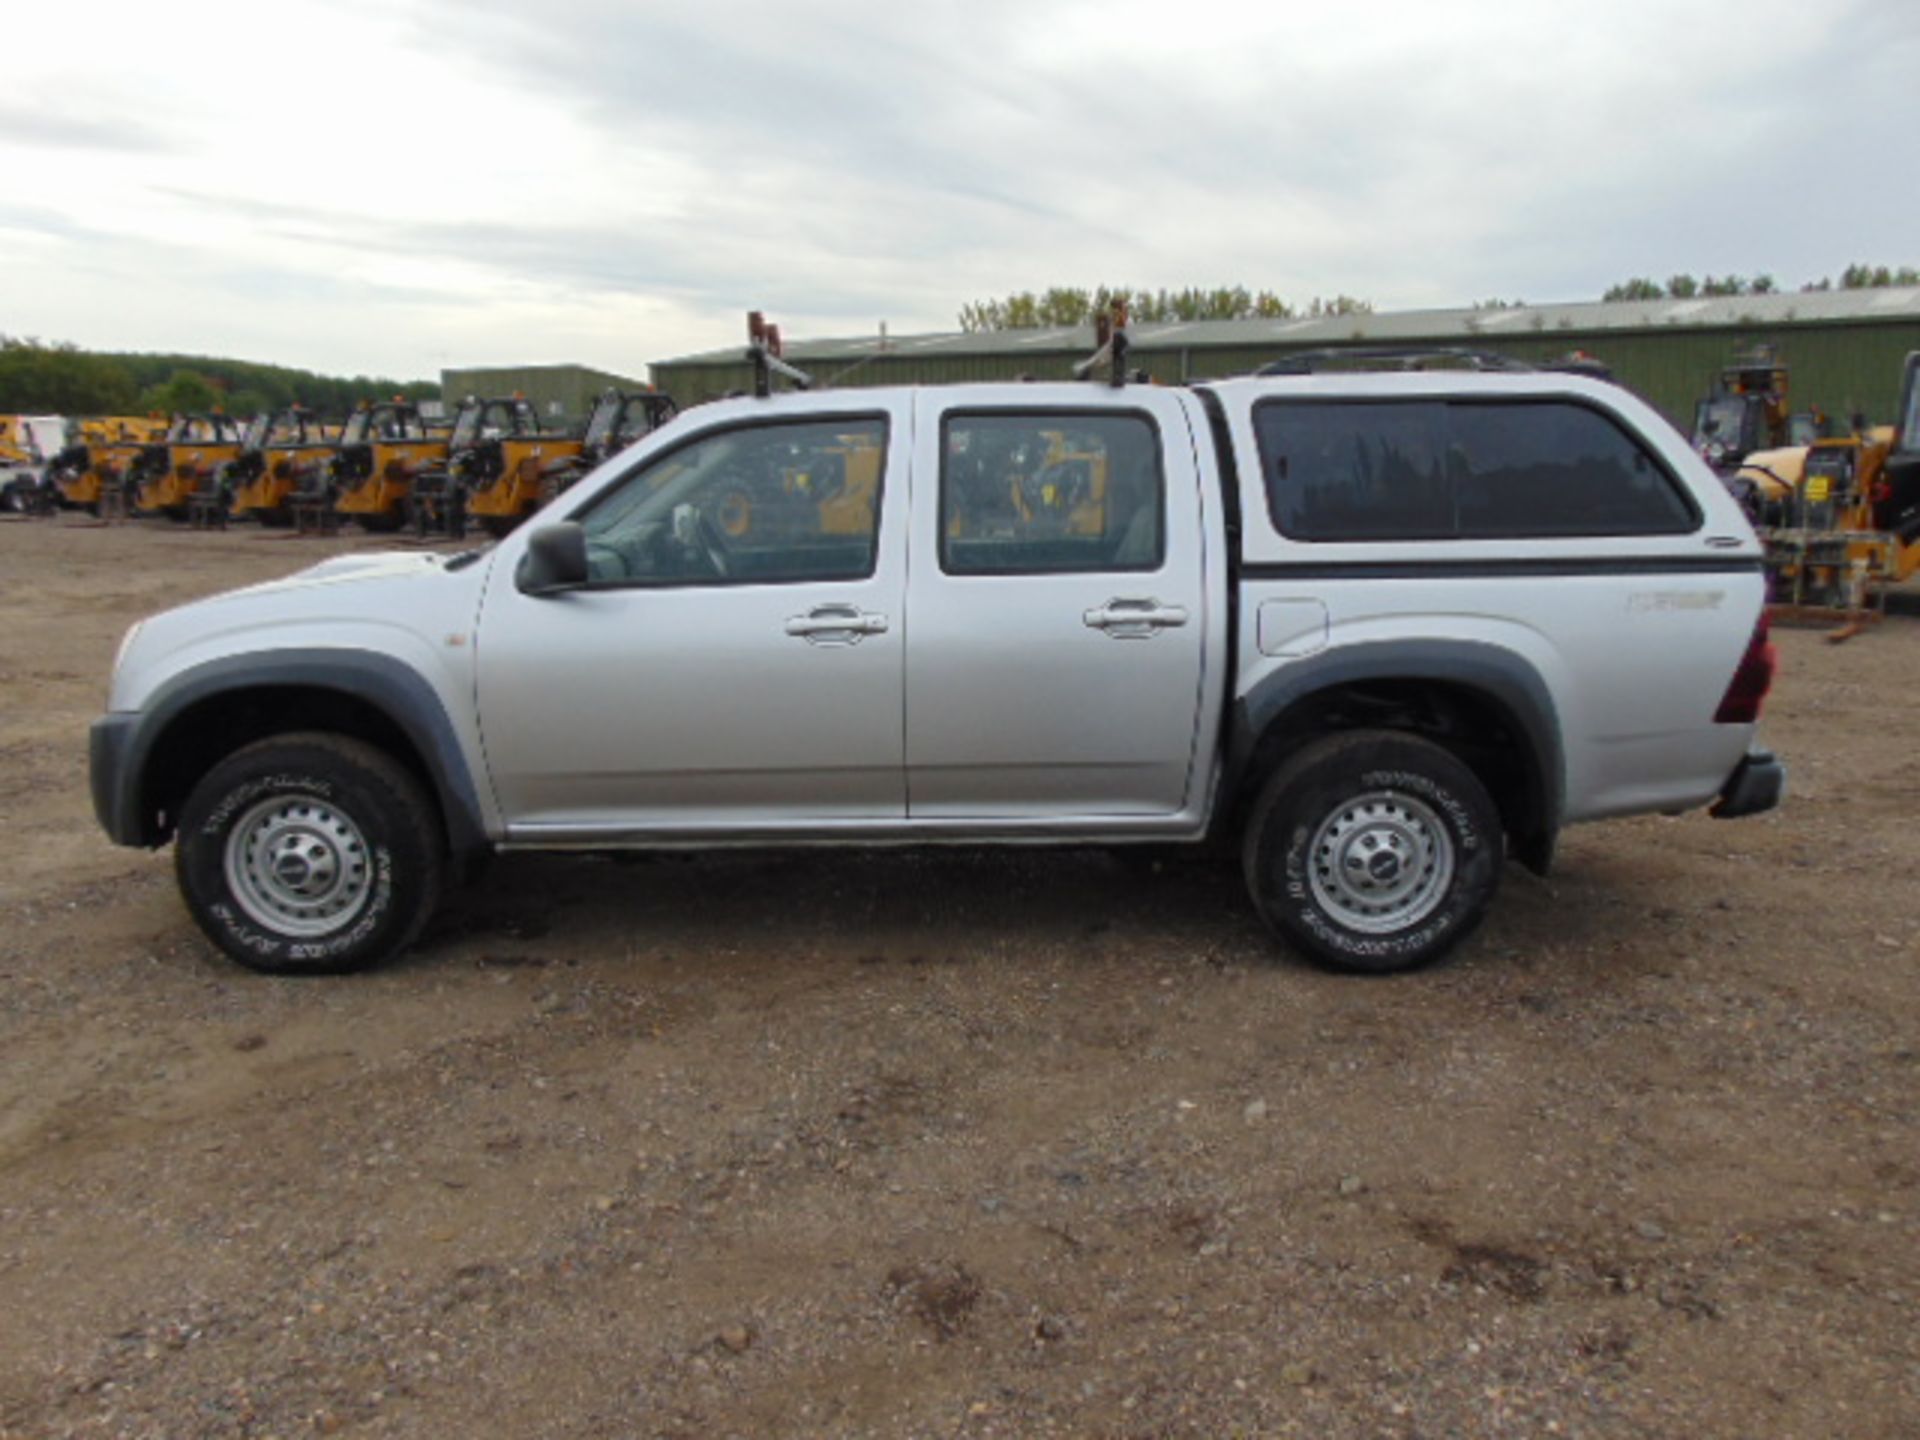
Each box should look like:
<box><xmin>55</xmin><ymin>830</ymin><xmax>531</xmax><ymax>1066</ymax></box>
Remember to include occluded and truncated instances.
<box><xmin>516</xmin><ymin>520</ymin><xmax>589</xmax><ymax>595</ymax></box>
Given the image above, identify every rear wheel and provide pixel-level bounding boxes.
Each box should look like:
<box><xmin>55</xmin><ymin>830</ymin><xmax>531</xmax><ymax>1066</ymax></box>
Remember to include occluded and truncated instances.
<box><xmin>1242</xmin><ymin>730</ymin><xmax>1501</xmax><ymax>974</ymax></box>
<box><xmin>175</xmin><ymin>733</ymin><xmax>444</xmax><ymax>974</ymax></box>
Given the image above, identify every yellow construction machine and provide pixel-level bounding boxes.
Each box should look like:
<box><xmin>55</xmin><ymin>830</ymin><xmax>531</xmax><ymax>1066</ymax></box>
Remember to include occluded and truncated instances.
<box><xmin>416</xmin><ymin>396</ymin><xmax>570</xmax><ymax>538</ymax></box>
<box><xmin>697</xmin><ymin>426</ymin><xmax>884</xmax><ymax>544</ymax></box>
<box><xmin>48</xmin><ymin>416</ymin><xmax>169</xmax><ymax>513</ymax></box>
<box><xmin>0</xmin><ymin>415</ymin><xmax>68</xmax><ymax>513</ymax></box>
<box><xmin>128</xmin><ymin>413</ymin><xmax>246</xmax><ymax>519</ymax></box>
<box><xmin>1743</xmin><ymin>350</ymin><xmax>1920</xmax><ymax>636</ymax></box>
<box><xmin>1691</xmin><ymin>347</ymin><xmax>1791</xmax><ymax>472</ymax></box>
<box><xmin>224</xmin><ymin>408</ymin><xmax>337</xmax><ymax>526</ymax></box>
<box><xmin>945</xmin><ymin>425</ymin><xmax>1112</xmax><ymax>544</ymax></box>
<box><xmin>416</xmin><ymin>389</ymin><xmax>679</xmax><ymax>539</ymax></box>
<box><xmin>1008</xmin><ymin>430</ymin><xmax>1112</xmax><ymax>538</ymax></box>
<box><xmin>549</xmin><ymin>387</ymin><xmax>677</xmax><ymax>500</ymax></box>
<box><xmin>321</xmin><ymin>400</ymin><xmax>447</xmax><ymax>533</ymax></box>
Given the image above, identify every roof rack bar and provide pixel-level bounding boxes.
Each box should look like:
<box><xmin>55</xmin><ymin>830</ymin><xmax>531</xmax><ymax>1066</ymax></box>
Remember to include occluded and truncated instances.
<box><xmin>747</xmin><ymin>311</ymin><xmax>814</xmax><ymax>397</ymax></box>
<box><xmin>1073</xmin><ymin>299</ymin><xmax>1131</xmax><ymax>387</ymax></box>
<box><xmin>1257</xmin><ymin>346</ymin><xmax>1535</xmax><ymax>376</ymax></box>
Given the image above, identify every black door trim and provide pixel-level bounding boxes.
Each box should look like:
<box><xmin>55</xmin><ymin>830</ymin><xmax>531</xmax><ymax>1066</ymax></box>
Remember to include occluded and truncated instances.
<box><xmin>1241</xmin><ymin>555</ymin><xmax>1763</xmax><ymax>581</ymax></box>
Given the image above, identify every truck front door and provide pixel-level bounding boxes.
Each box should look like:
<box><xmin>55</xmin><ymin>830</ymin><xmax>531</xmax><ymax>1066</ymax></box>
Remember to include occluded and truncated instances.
<box><xmin>475</xmin><ymin>405</ymin><xmax>909</xmax><ymax>834</ymax></box>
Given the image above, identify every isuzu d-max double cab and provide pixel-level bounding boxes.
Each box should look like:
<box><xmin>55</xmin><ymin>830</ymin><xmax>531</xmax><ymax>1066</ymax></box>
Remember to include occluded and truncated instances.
<box><xmin>90</xmin><ymin>369</ymin><xmax>1783</xmax><ymax>975</ymax></box>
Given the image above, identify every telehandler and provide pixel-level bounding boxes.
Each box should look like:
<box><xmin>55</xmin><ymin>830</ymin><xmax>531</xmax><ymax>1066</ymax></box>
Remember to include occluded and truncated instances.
<box><xmin>48</xmin><ymin>416</ymin><xmax>169</xmax><ymax>513</ymax></box>
<box><xmin>468</xmin><ymin>389</ymin><xmax>679</xmax><ymax>535</ymax></box>
<box><xmin>127</xmin><ymin>413</ymin><xmax>245</xmax><ymax>520</ymax></box>
<box><xmin>412</xmin><ymin>396</ymin><xmax>567</xmax><ymax>538</ymax></box>
<box><xmin>323</xmin><ymin>400</ymin><xmax>446</xmax><ymax>532</ymax></box>
<box><xmin>1690</xmin><ymin>346</ymin><xmax>1834</xmax><ymax>484</ymax></box>
<box><xmin>224</xmin><ymin>408</ymin><xmax>337</xmax><ymax>525</ymax></box>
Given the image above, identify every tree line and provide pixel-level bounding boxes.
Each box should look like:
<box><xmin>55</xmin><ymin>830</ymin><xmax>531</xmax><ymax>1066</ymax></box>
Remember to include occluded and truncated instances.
<box><xmin>1603</xmin><ymin>263</ymin><xmax>1920</xmax><ymax>303</ymax></box>
<box><xmin>957</xmin><ymin>286</ymin><xmax>1372</xmax><ymax>332</ymax></box>
<box><xmin>0</xmin><ymin>337</ymin><xmax>441</xmax><ymax>419</ymax></box>
<box><xmin>959</xmin><ymin>263</ymin><xmax>1920</xmax><ymax>330</ymax></box>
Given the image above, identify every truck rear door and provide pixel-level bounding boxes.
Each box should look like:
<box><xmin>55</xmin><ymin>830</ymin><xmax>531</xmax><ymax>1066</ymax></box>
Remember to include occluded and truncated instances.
<box><xmin>904</xmin><ymin>387</ymin><xmax>1209</xmax><ymax>819</ymax></box>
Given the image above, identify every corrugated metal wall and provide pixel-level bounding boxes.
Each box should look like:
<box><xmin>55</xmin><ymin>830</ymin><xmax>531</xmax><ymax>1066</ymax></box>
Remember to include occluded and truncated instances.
<box><xmin>651</xmin><ymin>321</ymin><xmax>1920</xmax><ymax>430</ymax></box>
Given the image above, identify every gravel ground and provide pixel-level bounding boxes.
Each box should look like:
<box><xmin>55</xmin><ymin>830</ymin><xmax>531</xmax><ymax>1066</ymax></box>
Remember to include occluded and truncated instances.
<box><xmin>1</xmin><ymin>517</ymin><xmax>1916</xmax><ymax>1439</ymax></box>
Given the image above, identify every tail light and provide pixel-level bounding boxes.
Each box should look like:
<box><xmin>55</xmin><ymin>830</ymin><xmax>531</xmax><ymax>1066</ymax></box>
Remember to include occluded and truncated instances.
<box><xmin>1714</xmin><ymin>611</ymin><xmax>1777</xmax><ymax>723</ymax></box>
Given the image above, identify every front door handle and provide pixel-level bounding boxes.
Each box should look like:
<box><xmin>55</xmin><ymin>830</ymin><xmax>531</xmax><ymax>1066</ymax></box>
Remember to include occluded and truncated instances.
<box><xmin>785</xmin><ymin>602</ymin><xmax>890</xmax><ymax>645</ymax></box>
<box><xmin>1083</xmin><ymin>597</ymin><xmax>1190</xmax><ymax>639</ymax></box>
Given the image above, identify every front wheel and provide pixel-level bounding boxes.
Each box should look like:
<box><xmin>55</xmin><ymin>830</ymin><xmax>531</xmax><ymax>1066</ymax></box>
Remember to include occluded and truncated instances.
<box><xmin>1242</xmin><ymin>730</ymin><xmax>1501</xmax><ymax>974</ymax></box>
<box><xmin>175</xmin><ymin>734</ymin><xmax>444</xmax><ymax>974</ymax></box>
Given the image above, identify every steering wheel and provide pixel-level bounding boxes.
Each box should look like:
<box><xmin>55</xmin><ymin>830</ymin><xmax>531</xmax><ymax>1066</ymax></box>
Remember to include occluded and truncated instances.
<box><xmin>672</xmin><ymin>502</ymin><xmax>730</xmax><ymax>578</ymax></box>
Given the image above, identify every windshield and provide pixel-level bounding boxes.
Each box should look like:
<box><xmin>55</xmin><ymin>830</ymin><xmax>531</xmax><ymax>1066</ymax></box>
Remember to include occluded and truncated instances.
<box><xmin>244</xmin><ymin>415</ymin><xmax>271</xmax><ymax>449</ymax></box>
<box><xmin>451</xmin><ymin>404</ymin><xmax>483</xmax><ymax>449</ymax></box>
<box><xmin>364</xmin><ymin>407</ymin><xmax>425</xmax><ymax>442</ymax></box>
<box><xmin>1692</xmin><ymin>397</ymin><xmax>1750</xmax><ymax>452</ymax></box>
<box><xmin>584</xmin><ymin>397</ymin><xmax>619</xmax><ymax>448</ymax></box>
<box><xmin>268</xmin><ymin>412</ymin><xmax>316</xmax><ymax>445</ymax></box>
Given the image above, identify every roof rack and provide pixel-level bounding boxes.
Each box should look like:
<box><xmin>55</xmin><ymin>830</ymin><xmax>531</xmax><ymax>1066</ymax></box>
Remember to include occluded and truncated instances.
<box><xmin>1073</xmin><ymin>299</ymin><xmax>1132</xmax><ymax>388</ymax></box>
<box><xmin>746</xmin><ymin>311</ymin><xmax>814</xmax><ymax>397</ymax></box>
<box><xmin>1257</xmin><ymin>346</ymin><xmax>1535</xmax><ymax>376</ymax></box>
<box><xmin>1538</xmin><ymin>350</ymin><xmax>1615</xmax><ymax>382</ymax></box>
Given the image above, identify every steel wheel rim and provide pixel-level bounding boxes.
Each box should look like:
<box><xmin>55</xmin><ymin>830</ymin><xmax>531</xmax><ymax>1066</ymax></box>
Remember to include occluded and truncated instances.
<box><xmin>223</xmin><ymin>794</ymin><xmax>372</xmax><ymax>939</ymax></box>
<box><xmin>1307</xmin><ymin>789</ymin><xmax>1454</xmax><ymax>935</ymax></box>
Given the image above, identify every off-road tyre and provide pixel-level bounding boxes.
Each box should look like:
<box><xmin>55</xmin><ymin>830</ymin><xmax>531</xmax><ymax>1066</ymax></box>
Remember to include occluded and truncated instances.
<box><xmin>175</xmin><ymin>733</ymin><xmax>444</xmax><ymax>975</ymax></box>
<box><xmin>1242</xmin><ymin>730</ymin><xmax>1501</xmax><ymax>975</ymax></box>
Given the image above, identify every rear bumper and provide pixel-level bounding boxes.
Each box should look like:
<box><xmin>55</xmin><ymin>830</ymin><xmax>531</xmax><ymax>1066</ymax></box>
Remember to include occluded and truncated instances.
<box><xmin>1710</xmin><ymin>748</ymin><xmax>1786</xmax><ymax>820</ymax></box>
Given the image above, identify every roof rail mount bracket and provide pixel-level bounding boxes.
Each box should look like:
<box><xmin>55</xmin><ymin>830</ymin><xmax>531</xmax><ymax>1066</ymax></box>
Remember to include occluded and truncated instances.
<box><xmin>746</xmin><ymin>310</ymin><xmax>815</xmax><ymax>397</ymax></box>
<box><xmin>1073</xmin><ymin>300</ymin><xmax>1132</xmax><ymax>388</ymax></box>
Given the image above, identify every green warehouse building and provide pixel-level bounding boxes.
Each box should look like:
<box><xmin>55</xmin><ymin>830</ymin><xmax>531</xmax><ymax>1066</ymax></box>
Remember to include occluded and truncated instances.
<box><xmin>648</xmin><ymin>289</ymin><xmax>1920</xmax><ymax>431</ymax></box>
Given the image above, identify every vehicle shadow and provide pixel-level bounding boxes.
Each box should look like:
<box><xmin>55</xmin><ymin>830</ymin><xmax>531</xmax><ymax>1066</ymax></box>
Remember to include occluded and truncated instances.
<box><xmin>406</xmin><ymin>841</ymin><xmax>1678</xmax><ymax>984</ymax></box>
<box><xmin>413</xmin><ymin>845</ymin><xmax>1261</xmax><ymax>969</ymax></box>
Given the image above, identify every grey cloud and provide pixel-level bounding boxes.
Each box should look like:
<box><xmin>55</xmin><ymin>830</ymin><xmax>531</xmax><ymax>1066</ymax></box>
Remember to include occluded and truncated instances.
<box><xmin>152</xmin><ymin>183</ymin><xmax>930</xmax><ymax>323</ymax></box>
<box><xmin>0</xmin><ymin>101</ymin><xmax>174</xmax><ymax>154</ymax></box>
<box><xmin>14</xmin><ymin>0</ymin><xmax>1920</xmax><ymax>378</ymax></box>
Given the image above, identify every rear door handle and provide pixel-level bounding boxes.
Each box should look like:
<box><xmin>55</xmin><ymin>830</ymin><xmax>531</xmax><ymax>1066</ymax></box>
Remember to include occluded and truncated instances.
<box><xmin>785</xmin><ymin>602</ymin><xmax>889</xmax><ymax>645</ymax></box>
<box><xmin>1083</xmin><ymin>597</ymin><xmax>1189</xmax><ymax>639</ymax></box>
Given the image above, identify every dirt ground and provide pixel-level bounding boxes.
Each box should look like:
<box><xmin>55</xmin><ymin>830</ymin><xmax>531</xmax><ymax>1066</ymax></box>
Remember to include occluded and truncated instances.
<box><xmin>0</xmin><ymin>517</ymin><xmax>1915</xmax><ymax>1440</ymax></box>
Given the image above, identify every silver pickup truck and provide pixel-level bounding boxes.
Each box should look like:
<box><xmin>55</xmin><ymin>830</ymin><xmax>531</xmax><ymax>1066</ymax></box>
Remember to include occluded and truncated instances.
<box><xmin>90</xmin><ymin>366</ymin><xmax>1783</xmax><ymax>975</ymax></box>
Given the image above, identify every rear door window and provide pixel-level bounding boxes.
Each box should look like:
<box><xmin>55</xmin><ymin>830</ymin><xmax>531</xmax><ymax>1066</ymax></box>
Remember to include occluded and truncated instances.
<box><xmin>940</xmin><ymin>412</ymin><xmax>1164</xmax><ymax>574</ymax></box>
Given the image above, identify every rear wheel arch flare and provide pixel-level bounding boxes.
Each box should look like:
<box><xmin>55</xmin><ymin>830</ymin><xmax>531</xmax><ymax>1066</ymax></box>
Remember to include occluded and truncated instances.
<box><xmin>1229</xmin><ymin>640</ymin><xmax>1563</xmax><ymax>872</ymax></box>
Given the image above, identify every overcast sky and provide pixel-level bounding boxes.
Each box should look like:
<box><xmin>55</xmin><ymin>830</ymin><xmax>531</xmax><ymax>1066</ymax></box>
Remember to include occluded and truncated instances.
<box><xmin>3</xmin><ymin>0</ymin><xmax>1915</xmax><ymax>381</ymax></box>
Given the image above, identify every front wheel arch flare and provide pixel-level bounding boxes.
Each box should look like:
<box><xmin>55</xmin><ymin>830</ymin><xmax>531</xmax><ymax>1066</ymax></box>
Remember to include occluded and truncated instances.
<box><xmin>124</xmin><ymin>651</ymin><xmax>490</xmax><ymax>857</ymax></box>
